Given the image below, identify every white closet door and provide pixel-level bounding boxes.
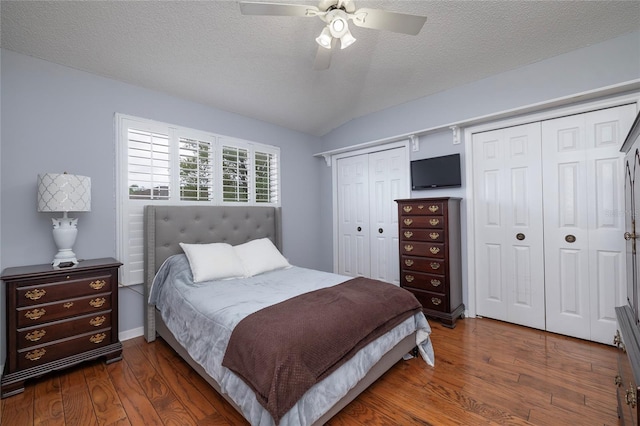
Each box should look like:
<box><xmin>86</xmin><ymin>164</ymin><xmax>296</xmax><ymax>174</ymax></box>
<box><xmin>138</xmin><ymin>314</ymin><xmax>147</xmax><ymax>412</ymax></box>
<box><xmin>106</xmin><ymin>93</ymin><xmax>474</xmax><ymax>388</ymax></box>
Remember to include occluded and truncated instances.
<box><xmin>473</xmin><ymin>123</ymin><xmax>546</xmax><ymax>329</ymax></box>
<box><xmin>543</xmin><ymin>104</ymin><xmax>635</xmax><ymax>344</ymax></box>
<box><xmin>337</xmin><ymin>154</ymin><xmax>370</xmax><ymax>277</ymax></box>
<box><xmin>368</xmin><ymin>148</ymin><xmax>407</xmax><ymax>284</ymax></box>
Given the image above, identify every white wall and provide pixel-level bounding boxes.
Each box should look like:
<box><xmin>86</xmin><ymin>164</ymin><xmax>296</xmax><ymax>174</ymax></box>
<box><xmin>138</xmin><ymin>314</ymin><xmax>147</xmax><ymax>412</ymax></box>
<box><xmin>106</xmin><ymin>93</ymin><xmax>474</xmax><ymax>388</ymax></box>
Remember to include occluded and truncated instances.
<box><xmin>0</xmin><ymin>49</ymin><xmax>325</xmax><ymax>360</ymax></box>
<box><xmin>318</xmin><ymin>30</ymin><xmax>640</xmax><ymax>310</ymax></box>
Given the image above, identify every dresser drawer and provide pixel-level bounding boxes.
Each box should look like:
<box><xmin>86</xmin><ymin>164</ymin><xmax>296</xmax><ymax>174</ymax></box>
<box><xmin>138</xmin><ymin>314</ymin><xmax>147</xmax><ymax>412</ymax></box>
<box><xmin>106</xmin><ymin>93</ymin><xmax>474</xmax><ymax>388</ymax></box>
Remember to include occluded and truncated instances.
<box><xmin>402</xmin><ymin>270</ymin><xmax>447</xmax><ymax>292</ymax></box>
<box><xmin>401</xmin><ymin>256</ymin><xmax>446</xmax><ymax>274</ymax></box>
<box><xmin>17</xmin><ymin>329</ymin><xmax>112</xmax><ymax>370</ymax></box>
<box><xmin>17</xmin><ymin>294</ymin><xmax>111</xmax><ymax>328</ymax></box>
<box><xmin>408</xmin><ymin>289</ymin><xmax>449</xmax><ymax>313</ymax></box>
<box><xmin>401</xmin><ymin>229</ymin><xmax>444</xmax><ymax>242</ymax></box>
<box><xmin>17</xmin><ymin>274</ymin><xmax>112</xmax><ymax>307</ymax></box>
<box><xmin>401</xmin><ymin>216</ymin><xmax>444</xmax><ymax>229</ymax></box>
<box><xmin>17</xmin><ymin>312</ymin><xmax>112</xmax><ymax>350</ymax></box>
<box><xmin>400</xmin><ymin>202</ymin><xmax>444</xmax><ymax>216</ymax></box>
<box><xmin>400</xmin><ymin>242</ymin><xmax>445</xmax><ymax>258</ymax></box>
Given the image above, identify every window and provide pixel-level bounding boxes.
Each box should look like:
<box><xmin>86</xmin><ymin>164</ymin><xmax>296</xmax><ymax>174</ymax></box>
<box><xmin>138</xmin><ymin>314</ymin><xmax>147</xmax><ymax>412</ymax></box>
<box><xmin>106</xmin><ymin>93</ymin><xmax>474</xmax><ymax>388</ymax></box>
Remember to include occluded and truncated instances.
<box><xmin>116</xmin><ymin>114</ymin><xmax>281</xmax><ymax>285</ymax></box>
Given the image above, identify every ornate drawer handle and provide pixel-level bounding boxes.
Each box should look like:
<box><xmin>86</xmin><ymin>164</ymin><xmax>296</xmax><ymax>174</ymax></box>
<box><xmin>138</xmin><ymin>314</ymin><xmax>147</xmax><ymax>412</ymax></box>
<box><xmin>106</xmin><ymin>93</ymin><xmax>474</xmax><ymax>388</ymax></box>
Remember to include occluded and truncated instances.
<box><xmin>63</xmin><ymin>302</ymin><xmax>74</xmax><ymax>309</ymax></box>
<box><xmin>429</xmin><ymin>232</ymin><xmax>440</xmax><ymax>240</ymax></box>
<box><xmin>404</xmin><ymin>231</ymin><xmax>414</xmax><ymax>239</ymax></box>
<box><xmin>428</xmin><ymin>205</ymin><xmax>439</xmax><ymax>213</ymax></box>
<box><xmin>626</xmin><ymin>384</ymin><xmax>637</xmax><ymax>408</ymax></box>
<box><xmin>403</xmin><ymin>206</ymin><xmax>413</xmax><ymax>213</ymax></box>
<box><xmin>404</xmin><ymin>259</ymin><xmax>414</xmax><ymax>267</ymax></box>
<box><xmin>418</xmin><ymin>205</ymin><xmax>425</xmax><ymax>210</ymax></box>
<box><xmin>431</xmin><ymin>297</ymin><xmax>442</xmax><ymax>306</ymax></box>
<box><xmin>405</xmin><ymin>275</ymin><xmax>414</xmax><ymax>283</ymax></box>
<box><xmin>25</xmin><ymin>289</ymin><xmax>46</xmax><ymax>300</ymax></box>
<box><xmin>403</xmin><ymin>219</ymin><xmax>413</xmax><ymax>226</ymax></box>
<box><xmin>430</xmin><ymin>262</ymin><xmax>440</xmax><ymax>270</ymax></box>
<box><xmin>615</xmin><ymin>375</ymin><xmax>623</xmax><ymax>387</ymax></box>
<box><xmin>430</xmin><ymin>247</ymin><xmax>441</xmax><ymax>255</ymax></box>
<box><xmin>429</xmin><ymin>219</ymin><xmax>440</xmax><ymax>226</ymax></box>
<box><xmin>89</xmin><ymin>280</ymin><xmax>106</xmax><ymax>290</ymax></box>
<box><xmin>26</xmin><ymin>329</ymin><xmax>46</xmax><ymax>342</ymax></box>
<box><xmin>404</xmin><ymin>245</ymin><xmax>414</xmax><ymax>252</ymax></box>
<box><xmin>90</xmin><ymin>316</ymin><xmax>106</xmax><ymax>327</ymax></box>
<box><xmin>90</xmin><ymin>333</ymin><xmax>107</xmax><ymax>344</ymax></box>
<box><xmin>431</xmin><ymin>279</ymin><xmax>441</xmax><ymax>287</ymax></box>
<box><xmin>25</xmin><ymin>308</ymin><xmax>46</xmax><ymax>320</ymax></box>
<box><xmin>90</xmin><ymin>298</ymin><xmax>106</xmax><ymax>308</ymax></box>
<box><xmin>25</xmin><ymin>348</ymin><xmax>46</xmax><ymax>361</ymax></box>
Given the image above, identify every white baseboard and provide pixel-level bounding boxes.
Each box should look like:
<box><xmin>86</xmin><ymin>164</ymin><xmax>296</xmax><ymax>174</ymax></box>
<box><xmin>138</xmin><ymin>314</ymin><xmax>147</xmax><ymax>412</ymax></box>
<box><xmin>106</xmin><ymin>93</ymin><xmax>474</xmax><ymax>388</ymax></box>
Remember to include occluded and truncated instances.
<box><xmin>119</xmin><ymin>326</ymin><xmax>144</xmax><ymax>342</ymax></box>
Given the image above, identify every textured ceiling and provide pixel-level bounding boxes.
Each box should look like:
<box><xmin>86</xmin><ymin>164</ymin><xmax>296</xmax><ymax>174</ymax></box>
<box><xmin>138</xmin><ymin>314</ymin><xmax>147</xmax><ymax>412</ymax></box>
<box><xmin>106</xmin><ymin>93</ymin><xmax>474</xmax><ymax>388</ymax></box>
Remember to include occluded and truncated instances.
<box><xmin>2</xmin><ymin>0</ymin><xmax>639</xmax><ymax>136</ymax></box>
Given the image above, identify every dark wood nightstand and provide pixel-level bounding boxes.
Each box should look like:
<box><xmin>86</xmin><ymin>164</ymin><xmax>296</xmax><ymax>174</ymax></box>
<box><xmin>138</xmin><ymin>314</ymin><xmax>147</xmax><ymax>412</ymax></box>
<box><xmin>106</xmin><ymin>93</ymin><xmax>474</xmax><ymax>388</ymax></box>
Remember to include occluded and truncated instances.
<box><xmin>1</xmin><ymin>257</ymin><xmax>123</xmax><ymax>398</ymax></box>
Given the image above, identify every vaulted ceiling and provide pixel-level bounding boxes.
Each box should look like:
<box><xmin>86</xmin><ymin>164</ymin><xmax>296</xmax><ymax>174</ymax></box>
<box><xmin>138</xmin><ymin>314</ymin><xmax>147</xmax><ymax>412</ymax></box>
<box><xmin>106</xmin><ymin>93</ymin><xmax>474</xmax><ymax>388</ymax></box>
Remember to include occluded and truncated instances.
<box><xmin>2</xmin><ymin>1</ymin><xmax>639</xmax><ymax>136</ymax></box>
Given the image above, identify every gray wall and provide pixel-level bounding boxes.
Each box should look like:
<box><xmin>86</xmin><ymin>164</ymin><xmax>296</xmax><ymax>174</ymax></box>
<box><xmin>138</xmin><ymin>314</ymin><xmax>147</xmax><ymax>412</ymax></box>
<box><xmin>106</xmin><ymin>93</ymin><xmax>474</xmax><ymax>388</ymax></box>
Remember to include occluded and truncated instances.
<box><xmin>0</xmin><ymin>49</ymin><xmax>325</xmax><ymax>366</ymax></box>
<box><xmin>317</xmin><ymin>30</ymin><xmax>640</xmax><ymax>309</ymax></box>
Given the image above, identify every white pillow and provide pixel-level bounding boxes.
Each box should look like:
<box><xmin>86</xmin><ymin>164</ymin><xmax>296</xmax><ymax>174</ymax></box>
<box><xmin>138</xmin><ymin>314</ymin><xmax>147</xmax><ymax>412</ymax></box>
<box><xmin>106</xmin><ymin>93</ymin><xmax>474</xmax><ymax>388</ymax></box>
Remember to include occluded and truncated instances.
<box><xmin>179</xmin><ymin>242</ymin><xmax>246</xmax><ymax>283</ymax></box>
<box><xmin>234</xmin><ymin>238</ymin><xmax>291</xmax><ymax>277</ymax></box>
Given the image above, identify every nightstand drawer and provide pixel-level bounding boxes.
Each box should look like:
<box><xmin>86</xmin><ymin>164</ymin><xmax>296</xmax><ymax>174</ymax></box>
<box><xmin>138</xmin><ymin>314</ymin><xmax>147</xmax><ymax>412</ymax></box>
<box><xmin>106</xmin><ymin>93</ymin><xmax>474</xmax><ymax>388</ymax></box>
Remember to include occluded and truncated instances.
<box><xmin>17</xmin><ymin>312</ymin><xmax>112</xmax><ymax>350</ymax></box>
<box><xmin>17</xmin><ymin>274</ymin><xmax>113</xmax><ymax>307</ymax></box>
<box><xmin>17</xmin><ymin>329</ymin><xmax>112</xmax><ymax>370</ymax></box>
<box><xmin>17</xmin><ymin>294</ymin><xmax>111</xmax><ymax>328</ymax></box>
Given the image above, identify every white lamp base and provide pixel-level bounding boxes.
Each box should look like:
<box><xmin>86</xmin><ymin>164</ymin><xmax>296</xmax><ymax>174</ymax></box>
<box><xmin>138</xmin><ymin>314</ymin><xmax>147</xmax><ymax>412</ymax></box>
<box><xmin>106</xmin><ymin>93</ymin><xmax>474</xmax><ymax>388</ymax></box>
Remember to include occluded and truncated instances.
<box><xmin>51</xmin><ymin>212</ymin><xmax>79</xmax><ymax>267</ymax></box>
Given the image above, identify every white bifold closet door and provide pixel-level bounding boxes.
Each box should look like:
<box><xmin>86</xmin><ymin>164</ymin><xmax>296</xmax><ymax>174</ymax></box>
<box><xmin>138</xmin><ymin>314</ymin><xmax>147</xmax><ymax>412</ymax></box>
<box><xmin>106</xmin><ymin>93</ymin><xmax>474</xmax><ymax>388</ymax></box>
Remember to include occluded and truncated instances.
<box><xmin>337</xmin><ymin>147</ymin><xmax>408</xmax><ymax>284</ymax></box>
<box><xmin>473</xmin><ymin>104</ymin><xmax>635</xmax><ymax>344</ymax></box>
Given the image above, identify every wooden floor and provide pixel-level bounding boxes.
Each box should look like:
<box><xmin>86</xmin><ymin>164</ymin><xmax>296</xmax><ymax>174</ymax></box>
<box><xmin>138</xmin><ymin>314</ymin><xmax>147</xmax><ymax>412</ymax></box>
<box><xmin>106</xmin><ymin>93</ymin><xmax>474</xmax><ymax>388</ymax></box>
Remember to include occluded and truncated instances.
<box><xmin>1</xmin><ymin>317</ymin><xmax>620</xmax><ymax>425</ymax></box>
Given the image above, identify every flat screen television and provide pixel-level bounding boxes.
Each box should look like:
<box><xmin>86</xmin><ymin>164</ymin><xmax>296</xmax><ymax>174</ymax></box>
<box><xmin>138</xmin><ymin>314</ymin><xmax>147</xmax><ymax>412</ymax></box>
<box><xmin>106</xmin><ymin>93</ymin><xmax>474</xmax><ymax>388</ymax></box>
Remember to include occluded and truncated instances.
<box><xmin>410</xmin><ymin>153</ymin><xmax>461</xmax><ymax>190</ymax></box>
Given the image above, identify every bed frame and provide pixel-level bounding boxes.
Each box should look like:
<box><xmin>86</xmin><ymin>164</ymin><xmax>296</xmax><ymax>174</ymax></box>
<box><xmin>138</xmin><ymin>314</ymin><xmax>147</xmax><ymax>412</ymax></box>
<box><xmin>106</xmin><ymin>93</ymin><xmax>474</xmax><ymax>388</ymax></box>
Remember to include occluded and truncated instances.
<box><xmin>143</xmin><ymin>205</ymin><xmax>416</xmax><ymax>425</ymax></box>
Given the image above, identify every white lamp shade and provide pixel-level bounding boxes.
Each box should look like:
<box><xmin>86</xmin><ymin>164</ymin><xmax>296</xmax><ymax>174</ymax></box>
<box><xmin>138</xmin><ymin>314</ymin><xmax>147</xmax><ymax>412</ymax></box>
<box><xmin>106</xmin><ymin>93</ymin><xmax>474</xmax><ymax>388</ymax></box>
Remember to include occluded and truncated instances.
<box><xmin>38</xmin><ymin>173</ymin><xmax>91</xmax><ymax>212</ymax></box>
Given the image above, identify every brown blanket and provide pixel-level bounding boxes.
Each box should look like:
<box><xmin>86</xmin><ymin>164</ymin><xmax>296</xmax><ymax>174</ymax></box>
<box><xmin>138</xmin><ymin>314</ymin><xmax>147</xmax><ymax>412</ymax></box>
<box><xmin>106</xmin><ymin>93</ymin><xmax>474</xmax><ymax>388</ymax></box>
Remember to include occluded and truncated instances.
<box><xmin>221</xmin><ymin>277</ymin><xmax>422</xmax><ymax>424</ymax></box>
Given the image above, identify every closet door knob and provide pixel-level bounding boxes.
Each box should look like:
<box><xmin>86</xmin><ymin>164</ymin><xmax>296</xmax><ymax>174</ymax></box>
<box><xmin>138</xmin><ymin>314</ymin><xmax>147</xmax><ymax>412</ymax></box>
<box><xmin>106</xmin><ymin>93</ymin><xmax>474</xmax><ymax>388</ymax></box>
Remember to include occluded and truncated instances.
<box><xmin>565</xmin><ymin>235</ymin><xmax>576</xmax><ymax>243</ymax></box>
<box><xmin>516</xmin><ymin>233</ymin><xmax>525</xmax><ymax>241</ymax></box>
<box><xmin>357</xmin><ymin>226</ymin><xmax>362</xmax><ymax>232</ymax></box>
<box><xmin>378</xmin><ymin>228</ymin><xmax>383</xmax><ymax>234</ymax></box>
<box><xmin>624</xmin><ymin>232</ymin><xmax>636</xmax><ymax>241</ymax></box>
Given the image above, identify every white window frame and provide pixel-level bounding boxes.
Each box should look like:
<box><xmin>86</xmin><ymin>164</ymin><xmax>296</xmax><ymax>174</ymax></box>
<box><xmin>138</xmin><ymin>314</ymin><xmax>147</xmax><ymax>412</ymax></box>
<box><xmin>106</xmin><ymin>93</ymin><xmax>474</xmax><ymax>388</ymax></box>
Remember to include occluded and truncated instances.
<box><xmin>115</xmin><ymin>114</ymin><xmax>281</xmax><ymax>286</ymax></box>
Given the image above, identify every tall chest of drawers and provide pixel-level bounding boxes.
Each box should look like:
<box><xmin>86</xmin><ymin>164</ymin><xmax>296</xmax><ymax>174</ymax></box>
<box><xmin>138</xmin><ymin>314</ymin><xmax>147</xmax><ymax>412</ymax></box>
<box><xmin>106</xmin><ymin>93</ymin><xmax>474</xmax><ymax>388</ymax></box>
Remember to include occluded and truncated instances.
<box><xmin>396</xmin><ymin>197</ymin><xmax>464</xmax><ymax>328</ymax></box>
<box><xmin>1</xmin><ymin>258</ymin><xmax>123</xmax><ymax>398</ymax></box>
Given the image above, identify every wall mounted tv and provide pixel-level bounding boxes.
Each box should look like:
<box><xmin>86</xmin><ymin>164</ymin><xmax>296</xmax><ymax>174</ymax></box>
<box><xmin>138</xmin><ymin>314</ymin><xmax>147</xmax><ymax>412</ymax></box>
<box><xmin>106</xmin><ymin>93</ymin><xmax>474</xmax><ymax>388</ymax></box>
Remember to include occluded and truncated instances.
<box><xmin>410</xmin><ymin>153</ymin><xmax>461</xmax><ymax>190</ymax></box>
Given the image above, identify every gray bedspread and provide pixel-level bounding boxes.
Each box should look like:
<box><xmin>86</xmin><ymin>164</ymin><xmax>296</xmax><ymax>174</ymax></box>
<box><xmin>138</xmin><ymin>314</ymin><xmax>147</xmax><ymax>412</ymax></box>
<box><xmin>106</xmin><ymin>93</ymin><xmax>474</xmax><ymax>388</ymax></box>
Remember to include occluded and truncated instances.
<box><xmin>149</xmin><ymin>254</ymin><xmax>434</xmax><ymax>426</ymax></box>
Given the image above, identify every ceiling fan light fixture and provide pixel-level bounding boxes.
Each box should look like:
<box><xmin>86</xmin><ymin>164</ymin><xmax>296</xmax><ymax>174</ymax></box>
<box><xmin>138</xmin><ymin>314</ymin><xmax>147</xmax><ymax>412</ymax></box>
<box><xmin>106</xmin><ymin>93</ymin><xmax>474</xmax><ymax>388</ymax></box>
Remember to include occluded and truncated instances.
<box><xmin>315</xmin><ymin>26</ymin><xmax>333</xmax><ymax>49</ymax></box>
<box><xmin>330</xmin><ymin>17</ymin><xmax>346</xmax><ymax>35</ymax></box>
<box><xmin>339</xmin><ymin>29</ymin><xmax>356</xmax><ymax>49</ymax></box>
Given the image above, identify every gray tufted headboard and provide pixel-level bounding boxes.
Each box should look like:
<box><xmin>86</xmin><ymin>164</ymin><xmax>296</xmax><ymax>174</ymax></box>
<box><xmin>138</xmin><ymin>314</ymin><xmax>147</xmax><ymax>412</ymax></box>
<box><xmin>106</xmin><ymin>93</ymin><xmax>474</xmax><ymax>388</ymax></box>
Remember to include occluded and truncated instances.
<box><xmin>143</xmin><ymin>205</ymin><xmax>282</xmax><ymax>341</ymax></box>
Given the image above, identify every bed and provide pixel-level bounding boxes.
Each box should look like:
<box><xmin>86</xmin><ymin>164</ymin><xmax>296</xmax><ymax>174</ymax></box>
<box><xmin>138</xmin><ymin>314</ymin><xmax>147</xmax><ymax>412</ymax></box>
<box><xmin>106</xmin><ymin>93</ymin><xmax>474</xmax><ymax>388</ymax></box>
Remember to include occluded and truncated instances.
<box><xmin>143</xmin><ymin>205</ymin><xmax>434</xmax><ymax>425</ymax></box>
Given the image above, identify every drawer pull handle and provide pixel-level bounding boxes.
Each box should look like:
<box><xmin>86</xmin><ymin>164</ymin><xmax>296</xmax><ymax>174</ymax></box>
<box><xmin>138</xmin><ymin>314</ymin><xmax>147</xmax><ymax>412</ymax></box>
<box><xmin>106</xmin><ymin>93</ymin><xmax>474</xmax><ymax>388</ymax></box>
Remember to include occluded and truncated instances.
<box><xmin>25</xmin><ymin>330</ymin><xmax>46</xmax><ymax>342</ymax></box>
<box><xmin>431</xmin><ymin>279</ymin><xmax>441</xmax><ymax>287</ymax></box>
<box><xmin>25</xmin><ymin>308</ymin><xmax>46</xmax><ymax>320</ymax></box>
<box><xmin>403</xmin><ymin>206</ymin><xmax>413</xmax><ymax>213</ymax></box>
<box><xmin>431</xmin><ymin>297</ymin><xmax>442</xmax><ymax>306</ymax></box>
<box><xmin>430</xmin><ymin>262</ymin><xmax>440</xmax><ymax>270</ymax></box>
<box><xmin>25</xmin><ymin>348</ymin><xmax>46</xmax><ymax>361</ymax></box>
<box><xmin>63</xmin><ymin>302</ymin><xmax>74</xmax><ymax>309</ymax></box>
<box><xmin>90</xmin><ymin>333</ymin><xmax>107</xmax><ymax>344</ymax></box>
<box><xmin>428</xmin><ymin>205</ymin><xmax>439</xmax><ymax>213</ymax></box>
<box><xmin>615</xmin><ymin>374</ymin><xmax>623</xmax><ymax>387</ymax></box>
<box><xmin>404</xmin><ymin>231</ymin><xmax>413</xmax><ymax>239</ymax></box>
<box><xmin>404</xmin><ymin>259</ymin><xmax>414</xmax><ymax>267</ymax></box>
<box><xmin>89</xmin><ymin>280</ymin><xmax>106</xmax><ymax>290</ymax></box>
<box><xmin>405</xmin><ymin>275</ymin><xmax>414</xmax><ymax>283</ymax></box>
<box><xmin>429</xmin><ymin>232</ymin><xmax>440</xmax><ymax>240</ymax></box>
<box><xmin>403</xmin><ymin>219</ymin><xmax>413</xmax><ymax>226</ymax></box>
<box><xmin>404</xmin><ymin>245</ymin><xmax>414</xmax><ymax>252</ymax></box>
<box><xmin>90</xmin><ymin>316</ymin><xmax>106</xmax><ymax>327</ymax></box>
<box><xmin>626</xmin><ymin>384</ymin><xmax>637</xmax><ymax>408</ymax></box>
<box><xmin>90</xmin><ymin>298</ymin><xmax>106</xmax><ymax>308</ymax></box>
<box><xmin>429</xmin><ymin>219</ymin><xmax>440</xmax><ymax>226</ymax></box>
<box><xmin>430</xmin><ymin>247</ymin><xmax>441</xmax><ymax>255</ymax></box>
<box><xmin>25</xmin><ymin>289</ymin><xmax>46</xmax><ymax>300</ymax></box>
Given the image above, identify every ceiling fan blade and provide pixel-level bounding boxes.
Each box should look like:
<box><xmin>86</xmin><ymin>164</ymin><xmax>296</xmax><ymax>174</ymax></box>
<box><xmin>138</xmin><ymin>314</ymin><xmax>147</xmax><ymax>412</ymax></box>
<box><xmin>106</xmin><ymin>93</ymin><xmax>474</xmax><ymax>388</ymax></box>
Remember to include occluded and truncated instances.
<box><xmin>351</xmin><ymin>8</ymin><xmax>427</xmax><ymax>35</ymax></box>
<box><xmin>313</xmin><ymin>41</ymin><xmax>335</xmax><ymax>70</ymax></box>
<box><xmin>240</xmin><ymin>2</ymin><xmax>321</xmax><ymax>17</ymax></box>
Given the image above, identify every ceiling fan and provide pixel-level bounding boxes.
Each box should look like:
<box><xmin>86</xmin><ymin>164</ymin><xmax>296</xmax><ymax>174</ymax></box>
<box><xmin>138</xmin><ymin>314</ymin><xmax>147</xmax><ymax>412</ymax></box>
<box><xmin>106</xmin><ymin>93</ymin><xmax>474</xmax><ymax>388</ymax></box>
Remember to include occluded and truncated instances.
<box><xmin>239</xmin><ymin>0</ymin><xmax>427</xmax><ymax>70</ymax></box>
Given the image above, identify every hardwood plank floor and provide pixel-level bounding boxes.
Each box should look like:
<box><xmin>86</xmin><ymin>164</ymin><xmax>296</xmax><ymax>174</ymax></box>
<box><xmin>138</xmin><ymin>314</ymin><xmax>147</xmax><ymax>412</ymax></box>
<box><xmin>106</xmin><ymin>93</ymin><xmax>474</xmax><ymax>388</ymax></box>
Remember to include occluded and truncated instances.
<box><xmin>1</xmin><ymin>317</ymin><xmax>620</xmax><ymax>425</ymax></box>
